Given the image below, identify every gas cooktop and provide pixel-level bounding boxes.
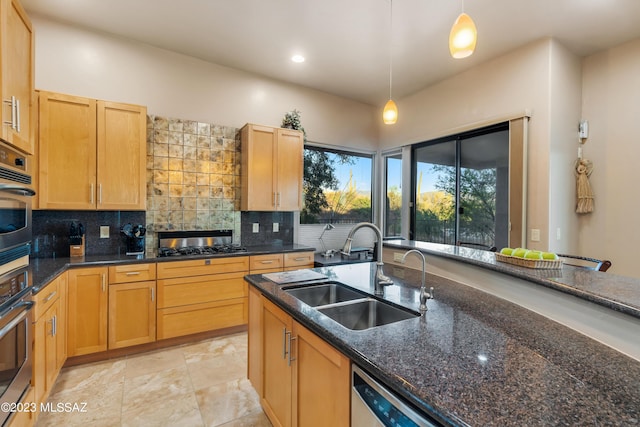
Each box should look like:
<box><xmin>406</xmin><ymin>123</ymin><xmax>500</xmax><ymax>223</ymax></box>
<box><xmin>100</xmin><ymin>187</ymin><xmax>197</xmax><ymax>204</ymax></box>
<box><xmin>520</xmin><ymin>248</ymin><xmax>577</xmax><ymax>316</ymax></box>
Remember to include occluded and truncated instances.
<box><xmin>156</xmin><ymin>230</ymin><xmax>246</xmax><ymax>258</ymax></box>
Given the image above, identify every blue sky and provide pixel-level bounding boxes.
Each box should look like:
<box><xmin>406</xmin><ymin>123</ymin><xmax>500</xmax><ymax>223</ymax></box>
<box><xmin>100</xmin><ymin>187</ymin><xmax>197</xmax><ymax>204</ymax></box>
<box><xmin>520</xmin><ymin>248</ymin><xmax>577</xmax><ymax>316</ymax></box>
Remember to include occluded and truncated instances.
<box><xmin>330</xmin><ymin>156</ymin><xmax>440</xmax><ymax>194</ymax></box>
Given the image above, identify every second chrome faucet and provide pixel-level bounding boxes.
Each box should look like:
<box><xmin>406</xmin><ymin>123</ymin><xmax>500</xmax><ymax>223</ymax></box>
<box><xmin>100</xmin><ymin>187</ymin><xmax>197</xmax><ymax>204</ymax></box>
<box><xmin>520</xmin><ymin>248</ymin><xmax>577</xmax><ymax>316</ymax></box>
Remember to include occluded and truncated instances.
<box><xmin>401</xmin><ymin>249</ymin><xmax>434</xmax><ymax>313</ymax></box>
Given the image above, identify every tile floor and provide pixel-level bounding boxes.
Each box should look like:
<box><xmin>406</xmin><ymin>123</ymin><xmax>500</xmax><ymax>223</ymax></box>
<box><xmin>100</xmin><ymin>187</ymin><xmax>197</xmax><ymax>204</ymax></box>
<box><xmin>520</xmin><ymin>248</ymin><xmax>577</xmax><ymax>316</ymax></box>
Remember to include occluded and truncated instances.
<box><xmin>35</xmin><ymin>332</ymin><xmax>272</xmax><ymax>427</ymax></box>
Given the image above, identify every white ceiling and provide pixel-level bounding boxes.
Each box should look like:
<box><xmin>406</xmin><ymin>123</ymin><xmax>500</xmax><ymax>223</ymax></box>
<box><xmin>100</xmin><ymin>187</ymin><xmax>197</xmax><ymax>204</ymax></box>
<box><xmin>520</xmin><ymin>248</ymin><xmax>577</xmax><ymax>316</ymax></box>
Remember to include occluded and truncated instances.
<box><xmin>21</xmin><ymin>0</ymin><xmax>640</xmax><ymax>106</ymax></box>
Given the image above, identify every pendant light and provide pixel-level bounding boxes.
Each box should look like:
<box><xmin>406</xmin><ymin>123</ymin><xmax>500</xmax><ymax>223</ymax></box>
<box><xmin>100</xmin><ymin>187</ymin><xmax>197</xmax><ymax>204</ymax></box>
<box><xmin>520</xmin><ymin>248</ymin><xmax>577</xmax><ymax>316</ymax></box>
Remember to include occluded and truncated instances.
<box><xmin>383</xmin><ymin>0</ymin><xmax>398</xmax><ymax>125</ymax></box>
<box><xmin>449</xmin><ymin>0</ymin><xmax>477</xmax><ymax>59</ymax></box>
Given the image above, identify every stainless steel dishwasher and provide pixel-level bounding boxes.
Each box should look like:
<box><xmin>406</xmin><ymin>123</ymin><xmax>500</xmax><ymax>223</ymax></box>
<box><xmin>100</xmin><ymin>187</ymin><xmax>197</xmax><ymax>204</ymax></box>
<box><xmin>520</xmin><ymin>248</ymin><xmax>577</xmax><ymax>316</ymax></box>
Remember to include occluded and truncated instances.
<box><xmin>352</xmin><ymin>365</ymin><xmax>440</xmax><ymax>427</ymax></box>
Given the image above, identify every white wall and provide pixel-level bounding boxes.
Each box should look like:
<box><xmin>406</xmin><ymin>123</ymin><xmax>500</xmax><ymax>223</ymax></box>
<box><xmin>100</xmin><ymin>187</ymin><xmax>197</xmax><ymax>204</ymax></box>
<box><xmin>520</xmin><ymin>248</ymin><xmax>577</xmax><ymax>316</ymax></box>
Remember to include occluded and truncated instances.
<box><xmin>580</xmin><ymin>38</ymin><xmax>640</xmax><ymax>277</ymax></box>
<box><xmin>30</xmin><ymin>15</ymin><xmax>378</xmax><ymax>150</ymax></box>
<box><xmin>547</xmin><ymin>41</ymin><xmax>582</xmax><ymax>254</ymax></box>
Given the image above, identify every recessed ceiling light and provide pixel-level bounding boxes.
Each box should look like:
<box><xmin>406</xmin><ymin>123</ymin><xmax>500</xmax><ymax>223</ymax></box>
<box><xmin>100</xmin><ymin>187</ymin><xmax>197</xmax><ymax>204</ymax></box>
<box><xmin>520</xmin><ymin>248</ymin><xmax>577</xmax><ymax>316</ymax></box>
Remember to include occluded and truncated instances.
<box><xmin>291</xmin><ymin>55</ymin><xmax>305</xmax><ymax>63</ymax></box>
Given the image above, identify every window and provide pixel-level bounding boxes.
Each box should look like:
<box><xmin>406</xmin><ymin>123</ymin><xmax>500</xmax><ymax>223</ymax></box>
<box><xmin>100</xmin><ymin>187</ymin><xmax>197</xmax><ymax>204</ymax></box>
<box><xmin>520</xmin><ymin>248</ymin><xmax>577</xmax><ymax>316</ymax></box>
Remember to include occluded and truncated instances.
<box><xmin>384</xmin><ymin>153</ymin><xmax>402</xmax><ymax>237</ymax></box>
<box><xmin>301</xmin><ymin>146</ymin><xmax>373</xmax><ymax>225</ymax></box>
<box><xmin>411</xmin><ymin>123</ymin><xmax>510</xmax><ymax>249</ymax></box>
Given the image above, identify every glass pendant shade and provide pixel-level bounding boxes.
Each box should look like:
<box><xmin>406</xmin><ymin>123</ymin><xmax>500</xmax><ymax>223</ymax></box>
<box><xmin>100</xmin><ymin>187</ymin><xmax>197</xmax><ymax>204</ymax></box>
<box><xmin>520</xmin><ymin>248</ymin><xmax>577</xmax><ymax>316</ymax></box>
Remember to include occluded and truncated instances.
<box><xmin>383</xmin><ymin>99</ymin><xmax>398</xmax><ymax>125</ymax></box>
<box><xmin>449</xmin><ymin>12</ymin><xmax>477</xmax><ymax>59</ymax></box>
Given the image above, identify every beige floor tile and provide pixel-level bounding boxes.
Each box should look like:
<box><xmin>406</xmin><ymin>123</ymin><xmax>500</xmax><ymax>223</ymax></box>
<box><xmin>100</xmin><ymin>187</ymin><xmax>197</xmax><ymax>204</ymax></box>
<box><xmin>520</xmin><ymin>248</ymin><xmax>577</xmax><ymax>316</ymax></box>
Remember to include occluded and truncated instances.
<box><xmin>124</xmin><ymin>346</ymin><xmax>186</xmax><ymax>379</ymax></box>
<box><xmin>218</xmin><ymin>409</ymin><xmax>272</xmax><ymax>427</ymax></box>
<box><xmin>187</xmin><ymin>353</ymin><xmax>246</xmax><ymax>391</ymax></box>
<box><xmin>196</xmin><ymin>379</ymin><xmax>262</xmax><ymax>427</ymax></box>
<box><xmin>37</xmin><ymin>333</ymin><xmax>269</xmax><ymax>427</ymax></box>
<box><xmin>121</xmin><ymin>393</ymin><xmax>203</xmax><ymax>427</ymax></box>
<box><xmin>182</xmin><ymin>333</ymin><xmax>244</xmax><ymax>364</ymax></box>
<box><xmin>122</xmin><ymin>366</ymin><xmax>194</xmax><ymax>415</ymax></box>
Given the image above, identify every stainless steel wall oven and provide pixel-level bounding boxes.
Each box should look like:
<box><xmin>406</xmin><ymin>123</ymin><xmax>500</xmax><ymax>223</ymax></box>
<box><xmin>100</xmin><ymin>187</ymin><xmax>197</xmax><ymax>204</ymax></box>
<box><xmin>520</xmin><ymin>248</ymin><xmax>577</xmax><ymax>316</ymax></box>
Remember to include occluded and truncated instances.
<box><xmin>0</xmin><ymin>140</ymin><xmax>34</xmax><ymax>276</ymax></box>
<box><xmin>0</xmin><ymin>266</ymin><xmax>33</xmax><ymax>426</ymax></box>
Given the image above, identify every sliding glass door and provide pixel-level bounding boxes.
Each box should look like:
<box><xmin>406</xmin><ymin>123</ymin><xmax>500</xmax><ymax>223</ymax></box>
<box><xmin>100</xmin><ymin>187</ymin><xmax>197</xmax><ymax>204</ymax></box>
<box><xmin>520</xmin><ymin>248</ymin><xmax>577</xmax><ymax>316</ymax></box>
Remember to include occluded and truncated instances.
<box><xmin>411</xmin><ymin>123</ymin><xmax>510</xmax><ymax>249</ymax></box>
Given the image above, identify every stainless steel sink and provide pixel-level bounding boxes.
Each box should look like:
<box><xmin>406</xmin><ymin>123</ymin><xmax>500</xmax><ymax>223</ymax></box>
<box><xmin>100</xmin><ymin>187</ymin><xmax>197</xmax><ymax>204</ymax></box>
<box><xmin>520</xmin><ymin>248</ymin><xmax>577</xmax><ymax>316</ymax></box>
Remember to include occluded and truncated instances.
<box><xmin>283</xmin><ymin>282</ymin><xmax>366</xmax><ymax>307</ymax></box>
<box><xmin>317</xmin><ymin>299</ymin><xmax>420</xmax><ymax>330</ymax></box>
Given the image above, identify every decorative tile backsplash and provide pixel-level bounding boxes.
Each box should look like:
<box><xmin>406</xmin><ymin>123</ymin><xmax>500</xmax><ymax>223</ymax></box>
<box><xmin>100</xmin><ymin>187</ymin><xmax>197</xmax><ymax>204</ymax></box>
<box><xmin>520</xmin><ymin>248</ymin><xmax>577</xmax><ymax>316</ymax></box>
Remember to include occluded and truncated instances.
<box><xmin>145</xmin><ymin>115</ymin><xmax>242</xmax><ymax>251</ymax></box>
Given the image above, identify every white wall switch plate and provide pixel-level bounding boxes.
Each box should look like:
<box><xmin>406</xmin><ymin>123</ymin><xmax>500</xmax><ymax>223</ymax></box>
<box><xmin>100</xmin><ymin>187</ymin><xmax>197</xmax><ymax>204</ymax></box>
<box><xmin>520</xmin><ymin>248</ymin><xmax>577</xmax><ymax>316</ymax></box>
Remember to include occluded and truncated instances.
<box><xmin>531</xmin><ymin>228</ymin><xmax>540</xmax><ymax>242</ymax></box>
<box><xmin>100</xmin><ymin>226</ymin><xmax>109</xmax><ymax>238</ymax></box>
<box><xmin>393</xmin><ymin>252</ymin><xmax>404</xmax><ymax>262</ymax></box>
<box><xmin>556</xmin><ymin>227</ymin><xmax>561</xmax><ymax>241</ymax></box>
<box><xmin>273</xmin><ymin>222</ymin><xmax>279</xmax><ymax>232</ymax></box>
<box><xmin>252</xmin><ymin>223</ymin><xmax>259</xmax><ymax>233</ymax></box>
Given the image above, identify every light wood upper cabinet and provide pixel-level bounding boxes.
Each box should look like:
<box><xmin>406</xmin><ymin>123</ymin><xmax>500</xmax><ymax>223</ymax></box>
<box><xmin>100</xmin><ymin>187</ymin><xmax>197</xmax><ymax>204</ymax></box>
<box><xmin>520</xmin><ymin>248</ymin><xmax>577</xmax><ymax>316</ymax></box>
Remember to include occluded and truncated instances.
<box><xmin>0</xmin><ymin>0</ymin><xmax>34</xmax><ymax>154</ymax></box>
<box><xmin>97</xmin><ymin>100</ymin><xmax>147</xmax><ymax>210</ymax></box>
<box><xmin>37</xmin><ymin>91</ymin><xmax>147</xmax><ymax>210</ymax></box>
<box><xmin>241</xmin><ymin>124</ymin><xmax>303</xmax><ymax>211</ymax></box>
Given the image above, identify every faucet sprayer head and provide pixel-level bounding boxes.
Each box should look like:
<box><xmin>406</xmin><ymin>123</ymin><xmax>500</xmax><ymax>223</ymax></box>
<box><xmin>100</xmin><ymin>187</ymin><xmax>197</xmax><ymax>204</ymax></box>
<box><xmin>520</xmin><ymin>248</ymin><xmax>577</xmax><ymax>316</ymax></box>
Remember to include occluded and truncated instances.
<box><xmin>340</xmin><ymin>237</ymin><xmax>353</xmax><ymax>256</ymax></box>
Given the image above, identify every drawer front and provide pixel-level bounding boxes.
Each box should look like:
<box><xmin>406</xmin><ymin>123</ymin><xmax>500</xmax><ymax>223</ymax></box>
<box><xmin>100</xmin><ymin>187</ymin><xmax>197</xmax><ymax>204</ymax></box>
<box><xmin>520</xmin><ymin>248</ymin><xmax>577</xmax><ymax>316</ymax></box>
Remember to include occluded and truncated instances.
<box><xmin>157</xmin><ymin>272</ymin><xmax>247</xmax><ymax>309</ymax></box>
<box><xmin>249</xmin><ymin>254</ymin><xmax>283</xmax><ymax>272</ymax></box>
<box><xmin>109</xmin><ymin>263</ymin><xmax>157</xmax><ymax>283</ymax></box>
<box><xmin>284</xmin><ymin>251</ymin><xmax>315</xmax><ymax>268</ymax></box>
<box><xmin>157</xmin><ymin>256</ymin><xmax>249</xmax><ymax>279</ymax></box>
<box><xmin>33</xmin><ymin>276</ymin><xmax>60</xmax><ymax>320</ymax></box>
<box><xmin>157</xmin><ymin>298</ymin><xmax>247</xmax><ymax>340</ymax></box>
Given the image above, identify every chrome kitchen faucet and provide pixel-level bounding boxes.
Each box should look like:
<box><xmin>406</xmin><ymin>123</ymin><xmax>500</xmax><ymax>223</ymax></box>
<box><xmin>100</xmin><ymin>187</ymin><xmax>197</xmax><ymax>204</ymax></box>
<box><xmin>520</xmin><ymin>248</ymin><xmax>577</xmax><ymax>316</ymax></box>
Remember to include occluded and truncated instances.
<box><xmin>341</xmin><ymin>222</ymin><xmax>393</xmax><ymax>296</ymax></box>
<box><xmin>401</xmin><ymin>249</ymin><xmax>434</xmax><ymax>313</ymax></box>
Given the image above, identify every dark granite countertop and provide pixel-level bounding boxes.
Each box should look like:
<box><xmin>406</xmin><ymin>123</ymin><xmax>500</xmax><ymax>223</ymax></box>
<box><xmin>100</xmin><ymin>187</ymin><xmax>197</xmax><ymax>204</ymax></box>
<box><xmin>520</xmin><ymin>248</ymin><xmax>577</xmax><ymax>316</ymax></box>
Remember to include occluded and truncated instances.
<box><xmin>384</xmin><ymin>240</ymin><xmax>640</xmax><ymax>320</ymax></box>
<box><xmin>29</xmin><ymin>243</ymin><xmax>314</xmax><ymax>293</ymax></box>
<box><xmin>245</xmin><ymin>262</ymin><xmax>640</xmax><ymax>426</ymax></box>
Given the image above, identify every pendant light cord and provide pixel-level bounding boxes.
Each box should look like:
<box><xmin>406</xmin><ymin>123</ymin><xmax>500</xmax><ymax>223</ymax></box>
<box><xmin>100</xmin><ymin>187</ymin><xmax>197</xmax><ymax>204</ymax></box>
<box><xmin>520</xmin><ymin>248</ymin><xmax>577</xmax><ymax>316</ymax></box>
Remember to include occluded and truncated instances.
<box><xmin>388</xmin><ymin>0</ymin><xmax>393</xmax><ymax>100</ymax></box>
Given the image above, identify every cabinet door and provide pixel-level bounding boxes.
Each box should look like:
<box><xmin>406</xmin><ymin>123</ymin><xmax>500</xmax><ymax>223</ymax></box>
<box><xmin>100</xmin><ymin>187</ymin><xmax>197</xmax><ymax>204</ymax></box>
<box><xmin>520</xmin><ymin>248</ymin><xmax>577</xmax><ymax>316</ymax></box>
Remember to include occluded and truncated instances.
<box><xmin>33</xmin><ymin>300</ymin><xmax>58</xmax><ymax>405</ymax></box>
<box><xmin>261</xmin><ymin>297</ymin><xmax>293</xmax><ymax>427</ymax></box>
<box><xmin>108</xmin><ymin>280</ymin><xmax>156</xmax><ymax>349</ymax></box>
<box><xmin>0</xmin><ymin>0</ymin><xmax>34</xmax><ymax>154</ymax></box>
<box><xmin>54</xmin><ymin>272</ymin><xmax>67</xmax><ymax>372</ymax></box>
<box><xmin>241</xmin><ymin>124</ymin><xmax>277</xmax><ymax>211</ymax></box>
<box><xmin>67</xmin><ymin>267</ymin><xmax>108</xmax><ymax>356</ymax></box>
<box><xmin>292</xmin><ymin>321</ymin><xmax>350</xmax><ymax>427</ymax></box>
<box><xmin>276</xmin><ymin>128</ymin><xmax>303</xmax><ymax>211</ymax></box>
<box><xmin>97</xmin><ymin>101</ymin><xmax>147</xmax><ymax>210</ymax></box>
<box><xmin>38</xmin><ymin>91</ymin><xmax>97</xmax><ymax>209</ymax></box>
<box><xmin>247</xmin><ymin>285</ymin><xmax>263</xmax><ymax>394</ymax></box>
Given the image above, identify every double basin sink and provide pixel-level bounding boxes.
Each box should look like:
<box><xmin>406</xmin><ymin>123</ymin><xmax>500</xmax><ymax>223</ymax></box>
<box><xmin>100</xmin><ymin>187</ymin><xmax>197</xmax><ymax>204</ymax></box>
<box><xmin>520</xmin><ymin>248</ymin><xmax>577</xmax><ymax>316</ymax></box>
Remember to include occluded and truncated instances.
<box><xmin>282</xmin><ymin>281</ymin><xmax>420</xmax><ymax>330</ymax></box>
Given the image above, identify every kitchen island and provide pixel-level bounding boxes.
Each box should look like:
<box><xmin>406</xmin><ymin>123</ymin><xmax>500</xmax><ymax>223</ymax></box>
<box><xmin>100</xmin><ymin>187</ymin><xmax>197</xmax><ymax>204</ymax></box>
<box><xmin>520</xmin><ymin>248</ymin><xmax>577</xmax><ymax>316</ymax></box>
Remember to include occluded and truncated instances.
<box><xmin>245</xmin><ymin>250</ymin><xmax>640</xmax><ymax>426</ymax></box>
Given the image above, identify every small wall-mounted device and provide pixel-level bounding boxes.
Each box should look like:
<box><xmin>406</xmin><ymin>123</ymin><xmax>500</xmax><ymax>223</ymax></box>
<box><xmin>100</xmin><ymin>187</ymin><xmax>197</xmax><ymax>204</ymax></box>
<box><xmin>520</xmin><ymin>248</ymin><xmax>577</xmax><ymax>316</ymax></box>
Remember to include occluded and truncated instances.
<box><xmin>579</xmin><ymin>120</ymin><xmax>589</xmax><ymax>139</ymax></box>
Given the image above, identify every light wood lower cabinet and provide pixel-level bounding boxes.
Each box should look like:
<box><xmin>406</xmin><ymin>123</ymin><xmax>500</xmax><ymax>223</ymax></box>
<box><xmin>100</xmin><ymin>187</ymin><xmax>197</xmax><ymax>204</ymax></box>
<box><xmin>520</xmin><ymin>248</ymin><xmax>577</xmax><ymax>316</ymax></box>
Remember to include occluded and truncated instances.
<box><xmin>32</xmin><ymin>272</ymin><xmax>67</xmax><ymax>413</ymax></box>
<box><xmin>67</xmin><ymin>267</ymin><xmax>108</xmax><ymax>357</ymax></box>
<box><xmin>250</xmin><ymin>291</ymin><xmax>350</xmax><ymax>427</ymax></box>
<box><xmin>108</xmin><ymin>263</ymin><xmax>157</xmax><ymax>349</ymax></box>
<box><xmin>108</xmin><ymin>280</ymin><xmax>156</xmax><ymax>349</ymax></box>
<box><xmin>156</xmin><ymin>257</ymin><xmax>249</xmax><ymax>340</ymax></box>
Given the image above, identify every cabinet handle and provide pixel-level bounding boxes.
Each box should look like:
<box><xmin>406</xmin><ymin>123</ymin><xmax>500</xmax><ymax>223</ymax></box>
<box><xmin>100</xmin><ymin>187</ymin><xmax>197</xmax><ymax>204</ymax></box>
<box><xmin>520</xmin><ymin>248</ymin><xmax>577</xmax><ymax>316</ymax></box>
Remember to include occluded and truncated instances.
<box><xmin>15</xmin><ymin>98</ymin><xmax>20</xmax><ymax>132</ymax></box>
<box><xmin>277</xmin><ymin>192</ymin><xmax>281</xmax><ymax>207</ymax></box>
<box><xmin>90</xmin><ymin>183</ymin><xmax>94</xmax><ymax>204</ymax></box>
<box><xmin>3</xmin><ymin>97</ymin><xmax>16</xmax><ymax>129</ymax></box>
<box><xmin>150</xmin><ymin>287</ymin><xmax>155</xmax><ymax>302</ymax></box>
<box><xmin>102</xmin><ymin>274</ymin><xmax>106</xmax><ymax>292</ymax></box>
<box><xmin>53</xmin><ymin>315</ymin><xmax>57</xmax><ymax>337</ymax></box>
<box><xmin>98</xmin><ymin>184</ymin><xmax>102</xmax><ymax>205</ymax></box>
<box><xmin>287</xmin><ymin>332</ymin><xmax>297</xmax><ymax>366</ymax></box>
<box><xmin>294</xmin><ymin>257</ymin><xmax>308</xmax><ymax>262</ymax></box>
<box><xmin>261</xmin><ymin>260</ymin><xmax>274</xmax><ymax>264</ymax></box>
<box><xmin>282</xmin><ymin>327</ymin><xmax>288</xmax><ymax>359</ymax></box>
<box><xmin>125</xmin><ymin>271</ymin><xmax>141</xmax><ymax>276</ymax></box>
<box><xmin>273</xmin><ymin>192</ymin><xmax>277</xmax><ymax>208</ymax></box>
<box><xmin>43</xmin><ymin>290</ymin><xmax>58</xmax><ymax>303</ymax></box>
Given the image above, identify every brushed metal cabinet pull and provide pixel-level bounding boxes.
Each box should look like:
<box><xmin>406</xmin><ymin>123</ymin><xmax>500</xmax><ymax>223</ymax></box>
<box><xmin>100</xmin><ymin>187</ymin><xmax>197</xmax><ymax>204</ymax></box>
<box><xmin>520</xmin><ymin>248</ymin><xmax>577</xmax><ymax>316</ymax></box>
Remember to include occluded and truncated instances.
<box><xmin>15</xmin><ymin>98</ymin><xmax>20</xmax><ymax>132</ymax></box>
<box><xmin>98</xmin><ymin>183</ymin><xmax>102</xmax><ymax>204</ymax></box>
<box><xmin>282</xmin><ymin>327</ymin><xmax>287</xmax><ymax>359</ymax></box>
<box><xmin>287</xmin><ymin>333</ymin><xmax>297</xmax><ymax>366</ymax></box>
<box><xmin>150</xmin><ymin>287</ymin><xmax>155</xmax><ymax>302</ymax></box>
<box><xmin>125</xmin><ymin>271</ymin><xmax>141</xmax><ymax>276</ymax></box>
<box><xmin>102</xmin><ymin>274</ymin><xmax>106</xmax><ymax>292</ymax></box>
<box><xmin>43</xmin><ymin>290</ymin><xmax>58</xmax><ymax>303</ymax></box>
<box><xmin>261</xmin><ymin>260</ymin><xmax>273</xmax><ymax>264</ymax></box>
<box><xmin>90</xmin><ymin>183</ymin><xmax>94</xmax><ymax>204</ymax></box>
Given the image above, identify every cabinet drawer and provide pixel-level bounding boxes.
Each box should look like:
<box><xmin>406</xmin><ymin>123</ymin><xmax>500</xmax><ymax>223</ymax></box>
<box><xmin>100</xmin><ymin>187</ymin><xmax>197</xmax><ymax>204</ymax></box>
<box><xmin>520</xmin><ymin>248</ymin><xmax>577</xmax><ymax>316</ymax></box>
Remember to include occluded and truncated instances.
<box><xmin>157</xmin><ymin>272</ymin><xmax>247</xmax><ymax>309</ymax></box>
<box><xmin>33</xmin><ymin>277</ymin><xmax>60</xmax><ymax>320</ymax></box>
<box><xmin>108</xmin><ymin>263</ymin><xmax>156</xmax><ymax>283</ymax></box>
<box><xmin>284</xmin><ymin>251</ymin><xmax>314</xmax><ymax>268</ymax></box>
<box><xmin>157</xmin><ymin>256</ymin><xmax>249</xmax><ymax>279</ymax></box>
<box><xmin>250</xmin><ymin>254</ymin><xmax>283</xmax><ymax>272</ymax></box>
<box><xmin>157</xmin><ymin>298</ymin><xmax>247</xmax><ymax>340</ymax></box>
